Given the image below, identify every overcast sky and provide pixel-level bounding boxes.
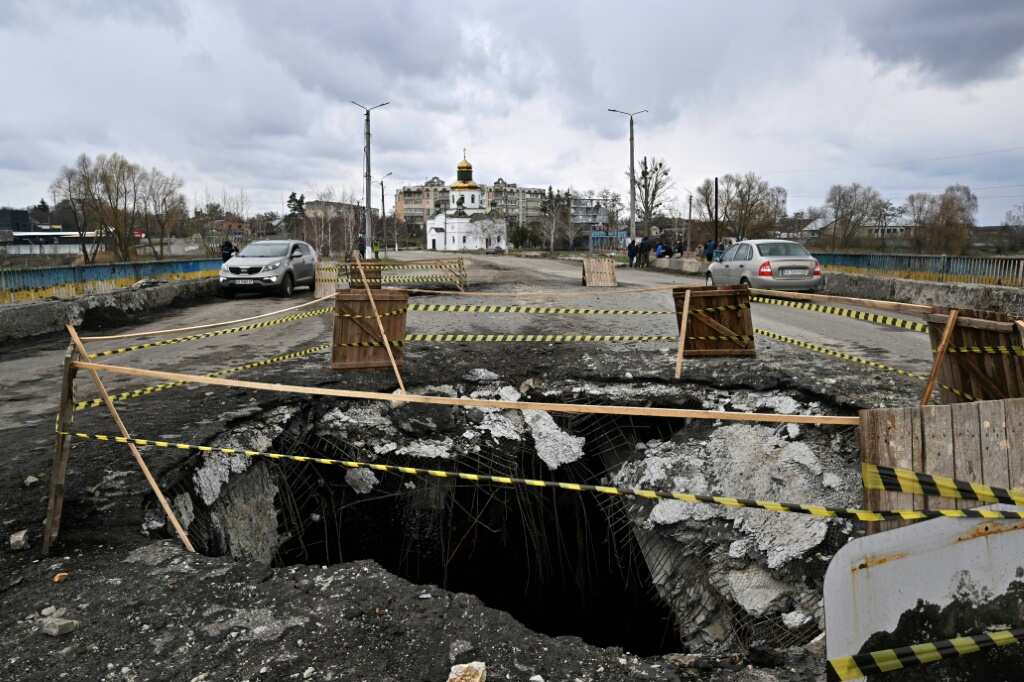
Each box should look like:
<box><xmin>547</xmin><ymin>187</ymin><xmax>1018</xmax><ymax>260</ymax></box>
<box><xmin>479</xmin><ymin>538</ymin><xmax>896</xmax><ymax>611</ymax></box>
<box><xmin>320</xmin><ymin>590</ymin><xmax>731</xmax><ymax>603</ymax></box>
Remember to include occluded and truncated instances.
<box><xmin>3</xmin><ymin>0</ymin><xmax>1023</xmax><ymax>224</ymax></box>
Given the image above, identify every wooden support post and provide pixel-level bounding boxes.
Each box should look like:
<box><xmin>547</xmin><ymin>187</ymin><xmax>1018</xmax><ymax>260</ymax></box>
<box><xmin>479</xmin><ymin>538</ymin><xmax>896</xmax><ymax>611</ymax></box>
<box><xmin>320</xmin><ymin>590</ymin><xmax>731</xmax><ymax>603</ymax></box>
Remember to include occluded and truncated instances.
<box><xmin>42</xmin><ymin>343</ymin><xmax>79</xmax><ymax>555</ymax></box>
<box><xmin>921</xmin><ymin>309</ymin><xmax>960</xmax><ymax>405</ymax></box>
<box><xmin>354</xmin><ymin>256</ymin><xmax>407</xmax><ymax>393</ymax></box>
<box><xmin>65</xmin><ymin>325</ymin><xmax>195</xmax><ymax>552</ymax></box>
<box><xmin>674</xmin><ymin>289</ymin><xmax>692</xmax><ymax>379</ymax></box>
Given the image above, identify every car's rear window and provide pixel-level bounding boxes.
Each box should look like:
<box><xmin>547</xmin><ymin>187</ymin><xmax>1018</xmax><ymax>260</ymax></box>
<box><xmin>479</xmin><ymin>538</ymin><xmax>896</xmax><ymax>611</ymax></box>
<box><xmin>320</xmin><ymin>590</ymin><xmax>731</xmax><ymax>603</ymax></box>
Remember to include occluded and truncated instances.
<box><xmin>756</xmin><ymin>242</ymin><xmax>810</xmax><ymax>257</ymax></box>
<box><xmin>239</xmin><ymin>243</ymin><xmax>290</xmax><ymax>257</ymax></box>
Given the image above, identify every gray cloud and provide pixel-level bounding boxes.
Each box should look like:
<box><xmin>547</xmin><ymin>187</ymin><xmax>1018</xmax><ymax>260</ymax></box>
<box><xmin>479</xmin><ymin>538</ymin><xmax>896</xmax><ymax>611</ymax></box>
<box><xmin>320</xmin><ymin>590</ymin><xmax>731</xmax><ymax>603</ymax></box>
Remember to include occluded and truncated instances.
<box><xmin>1</xmin><ymin>0</ymin><xmax>1022</xmax><ymax>223</ymax></box>
<box><xmin>842</xmin><ymin>0</ymin><xmax>1024</xmax><ymax>83</ymax></box>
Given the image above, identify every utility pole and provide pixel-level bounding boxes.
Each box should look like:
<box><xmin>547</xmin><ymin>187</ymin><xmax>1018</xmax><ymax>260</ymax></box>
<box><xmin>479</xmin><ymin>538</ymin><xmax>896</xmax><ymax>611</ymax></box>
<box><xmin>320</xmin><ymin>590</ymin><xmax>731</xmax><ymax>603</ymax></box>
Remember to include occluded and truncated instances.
<box><xmin>379</xmin><ymin>171</ymin><xmax>392</xmax><ymax>253</ymax></box>
<box><xmin>607</xmin><ymin>108</ymin><xmax>647</xmax><ymax>240</ymax></box>
<box><xmin>351</xmin><ymin>100</ymin><xmax>389</xmax><ymax>259</ymax></box>
<box><xmin>687</xmin><ymin>194</ymin><xmax>693</xmax><ymax>253</ymax></box>
<box><xmin>714</xmin><ymin>176</ymin><xmax>719</xmax><ymax>245</ymax></box>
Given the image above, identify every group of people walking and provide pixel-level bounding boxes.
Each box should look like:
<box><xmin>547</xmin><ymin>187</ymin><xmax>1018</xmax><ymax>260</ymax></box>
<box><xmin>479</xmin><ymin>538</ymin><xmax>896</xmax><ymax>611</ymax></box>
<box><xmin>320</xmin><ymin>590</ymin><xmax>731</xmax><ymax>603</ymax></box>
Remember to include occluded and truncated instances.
<box><xmin>626</xmin><ymin>237</ymin><xmax>686</xmax><ymax>268</ymax></box>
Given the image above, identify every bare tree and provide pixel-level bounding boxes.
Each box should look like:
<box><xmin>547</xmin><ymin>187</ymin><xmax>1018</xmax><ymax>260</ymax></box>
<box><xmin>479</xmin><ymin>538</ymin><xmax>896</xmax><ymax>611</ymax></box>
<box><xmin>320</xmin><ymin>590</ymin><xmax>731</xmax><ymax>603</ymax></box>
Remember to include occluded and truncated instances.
<box><xmin>1007</xmin><ymin>203</ymin><xmax>1024</xmax><ymax>228</ymax></box>
<box><xmin>903</xmin><ymin>186</ymin><xmax>976</xmax><ymax>254</ymax></box>
<box><xmin>634</xmin><ymin>157</ymin><xmax>673</xmax><ymax>234</ymax></box>
<box><xmin>143</xmin><ymin>169</ymin><xmax>186</xmax><ymax>259</ymax></box>
<box><xmin>596</xmin><ymin>189</ymin><xmax>623</xmax><ymax>230</ymax></box>
<box><xmin>540</xmin><ymin>187</ymin><xmax>570</xmax><ymax>251</ymax></box>
<box><xmin>720</xmin><ymin>172</ymin><xmax>786</xmax><ymax>239</ymax></box>
<box><xmin>50</xmin><ymin>154</ymin><xmax>101</xmax><ymax>263</ymax></box>
<box><xmin>825</xmin><ymin>183</ymin><xmax>884</xmax><ymax>250</ymax></box>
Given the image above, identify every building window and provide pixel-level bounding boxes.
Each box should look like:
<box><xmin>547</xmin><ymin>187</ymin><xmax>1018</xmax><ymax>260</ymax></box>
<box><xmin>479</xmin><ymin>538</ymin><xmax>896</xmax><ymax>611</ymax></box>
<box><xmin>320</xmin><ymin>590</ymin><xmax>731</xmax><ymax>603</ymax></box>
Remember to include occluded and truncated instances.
<box><xmin>470</xmin><ymin>194</ymin><xmax>475</xmax><ymax>204</ymax></box>
<box><xmin>462</xmin><ymin>235</ymin><xmax>467</xmax><ymax>244</ymax></box>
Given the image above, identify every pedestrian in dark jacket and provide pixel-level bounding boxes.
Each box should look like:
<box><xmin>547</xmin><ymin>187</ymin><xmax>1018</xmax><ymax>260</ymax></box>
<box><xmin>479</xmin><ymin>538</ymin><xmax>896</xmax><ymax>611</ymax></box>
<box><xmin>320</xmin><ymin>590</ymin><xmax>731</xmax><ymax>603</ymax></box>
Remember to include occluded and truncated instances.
<box><xmin>221</xmin><ymin>240</ymin><xmax>236</xmax><ymax>262</ymax></box>
<box><xmin>627</xmin><ymin>239</ymin><xmax>638</xmax><ymax>267</ymax></box>
<box><xmin>703</xmin><ymin>239</ymin><xmax>717</xmax><ymax>263</ymax></box>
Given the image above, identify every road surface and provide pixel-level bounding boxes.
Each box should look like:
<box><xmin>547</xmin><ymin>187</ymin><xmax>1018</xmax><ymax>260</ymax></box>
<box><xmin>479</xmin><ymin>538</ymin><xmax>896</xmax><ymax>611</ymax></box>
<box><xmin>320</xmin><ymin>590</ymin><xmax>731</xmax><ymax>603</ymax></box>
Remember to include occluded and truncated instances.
<box><xmin>0</xmin><ymin>252</ymin><xmax>932</xmax><ymax>433</ymax></box>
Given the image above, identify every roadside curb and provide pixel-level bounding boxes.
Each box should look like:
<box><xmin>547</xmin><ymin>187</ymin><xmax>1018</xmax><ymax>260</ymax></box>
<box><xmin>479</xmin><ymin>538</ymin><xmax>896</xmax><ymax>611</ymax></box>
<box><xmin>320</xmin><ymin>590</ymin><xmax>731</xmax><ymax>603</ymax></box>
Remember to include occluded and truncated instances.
<box><xmin>0</xmin><ymin>277</ymin><xmax>220</xmax><ymax>344</ymax></box>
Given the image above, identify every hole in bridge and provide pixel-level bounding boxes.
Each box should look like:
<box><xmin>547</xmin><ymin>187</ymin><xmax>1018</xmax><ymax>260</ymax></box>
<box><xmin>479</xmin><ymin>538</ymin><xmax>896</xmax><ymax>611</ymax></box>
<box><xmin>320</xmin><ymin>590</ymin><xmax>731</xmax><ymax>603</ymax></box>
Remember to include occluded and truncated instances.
<box><xmin>273</xmin><ymin>411</ymin><xmax>682</xmax><ymax>656</ymax></box>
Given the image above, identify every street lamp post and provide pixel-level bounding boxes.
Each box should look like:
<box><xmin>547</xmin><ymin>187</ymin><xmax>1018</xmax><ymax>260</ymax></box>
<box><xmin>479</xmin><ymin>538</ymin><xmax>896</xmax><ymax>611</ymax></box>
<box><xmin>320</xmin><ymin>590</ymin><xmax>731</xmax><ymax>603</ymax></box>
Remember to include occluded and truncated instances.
<box><xmin>608</xmin><ymin>108</ymin><xmax>647</xmax><ymax>240</ymax></box>
<box><xmin>351</xmin><ymin>100</ymin><xmax>389</xmax><ymax>259</ymax></box>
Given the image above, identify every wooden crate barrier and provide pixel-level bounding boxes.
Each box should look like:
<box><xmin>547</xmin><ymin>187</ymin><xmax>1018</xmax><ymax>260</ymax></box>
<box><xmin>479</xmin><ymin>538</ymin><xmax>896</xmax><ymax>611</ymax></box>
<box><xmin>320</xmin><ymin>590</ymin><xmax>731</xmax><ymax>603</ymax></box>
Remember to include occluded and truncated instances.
<box><xmin>672</xmin><ymin>285</ymin><xmax>756</xmax><ymax>357</ymax></box>
<box><xmin>331</xmin><ymin>288</ymin><xmax>408</xmax><ymax>370</ymax></box>
<box><xmin>581</xmin><ymin>257</ymin><xmax>617</xmax><ymax>287</ymax></box>
<box><xmin>859</xmin><ymin>398</ymin><xmax>1024</xmax><ymax>533</ymax></box>
<box><xmin>926</xmin><ymin>307</ymin><xmax>1024</xmax><ymax>404</ymax></box>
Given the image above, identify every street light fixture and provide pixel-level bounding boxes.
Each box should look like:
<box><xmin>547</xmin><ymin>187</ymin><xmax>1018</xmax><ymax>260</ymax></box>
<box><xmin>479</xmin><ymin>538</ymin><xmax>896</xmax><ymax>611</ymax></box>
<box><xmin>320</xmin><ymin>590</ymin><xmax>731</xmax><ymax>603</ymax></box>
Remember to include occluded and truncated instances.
<box><xmin>351</xmin><ymin>100</ymin><xmax>390</xmax><ymax>259</ymax></box>
<box><xmin>608</xmin><ymin>108</ymin><xmax>647</xmax><ymax>240</ymax></box>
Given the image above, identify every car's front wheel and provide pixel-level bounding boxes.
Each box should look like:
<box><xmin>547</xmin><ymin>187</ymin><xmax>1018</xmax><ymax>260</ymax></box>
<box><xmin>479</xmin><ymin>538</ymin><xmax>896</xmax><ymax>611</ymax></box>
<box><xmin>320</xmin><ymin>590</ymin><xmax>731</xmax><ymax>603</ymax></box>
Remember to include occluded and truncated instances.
<box><xmin>278</xmin><ymin>273</ymin><xmax>294</xmax><ymax>297</ymax></box>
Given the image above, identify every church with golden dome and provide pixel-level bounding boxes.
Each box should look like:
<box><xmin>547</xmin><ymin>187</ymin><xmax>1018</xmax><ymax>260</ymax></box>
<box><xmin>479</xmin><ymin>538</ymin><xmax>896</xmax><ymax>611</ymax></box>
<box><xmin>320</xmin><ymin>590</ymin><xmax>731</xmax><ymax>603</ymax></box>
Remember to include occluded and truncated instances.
<box><xmin>426</xmin><ymin>154</ymin><xmax>508</xmax><ymax>251</ymax></box>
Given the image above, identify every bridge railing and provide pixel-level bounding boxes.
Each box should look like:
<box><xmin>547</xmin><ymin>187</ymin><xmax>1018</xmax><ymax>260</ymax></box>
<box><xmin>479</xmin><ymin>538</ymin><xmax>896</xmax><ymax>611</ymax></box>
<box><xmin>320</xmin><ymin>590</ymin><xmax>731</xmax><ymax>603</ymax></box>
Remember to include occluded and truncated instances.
<box><xmin>0</xmin><ymin>258</ymin><xmax>223</xmax><ymax>304</ymax></box>
<box><xmin>813</xmin><ymin>252</ymin><xmax>1024</xmax><ymax>287</ymax></box>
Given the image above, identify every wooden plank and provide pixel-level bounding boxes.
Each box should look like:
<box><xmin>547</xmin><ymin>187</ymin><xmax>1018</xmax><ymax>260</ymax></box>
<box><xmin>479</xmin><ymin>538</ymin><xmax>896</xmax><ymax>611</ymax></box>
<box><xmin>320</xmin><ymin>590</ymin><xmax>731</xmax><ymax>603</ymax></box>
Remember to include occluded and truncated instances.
<box><xmin>859</xmin><ymin>409</ymin><xmax>885</xmax><ymax>522</ymax></box>
<box><xmin>73</xmin><ymin>359</ymin><xmax>863</xmax><ymax>425</ymax></box>
<box><xmin>977</xmin><ymin>400</ymin><xmax>1010</xmax><ymax>491</ymax></box>
<box><xmin>921</xmin><ymin>309</ymin><xmax>959</xmax><ymax>405</ymax></box>
<box><xmin>907</xmin><ymin>407</ymin><xmax>926</xmax><ymax>511</ymax></box>
<box><xmin>921</xmin><ymin>404</ymin><xmax>957</xmax><ymax>509</ymax></box>
<box><xmin>354</xmin><ymin>256</ymin><xmax>406</xmax><ymax>392</ymax></box>
<box><xmin>926</xmin><ymin>313</ymin><xmax>1014</xmax><ymax>333</ymax></box>
<box><xmin>66</xmin><ymin>326</ymin><xmax>195</xmax><ymax>552</ymax></box>
<box><xmin>950</xmin><ymin>401</ymin><xmax>983</xmax><ymax>509</ymax></box>
<box><xmin>885</xmin><ymin>408</ymin><xmax>917</xmax><ymax>511</ymax></box>
<box><xmin>42</xmin><ymin>344</ymin><xmax>79</xmax><ymax>555</ymax></box>
<box><xmin>1003</xmin><ymin>398</ymin><xmax>1024</xmax><ymax>491</ymax></box>
<box><xmin>747</xmin><ymin>287</ymin><xmax>933</xmax><ymax>316</ymax></box>
<box><xmin>674</xmin><ymin>289</ymin><xmax>691</xmax><ymax>380</ymax></box>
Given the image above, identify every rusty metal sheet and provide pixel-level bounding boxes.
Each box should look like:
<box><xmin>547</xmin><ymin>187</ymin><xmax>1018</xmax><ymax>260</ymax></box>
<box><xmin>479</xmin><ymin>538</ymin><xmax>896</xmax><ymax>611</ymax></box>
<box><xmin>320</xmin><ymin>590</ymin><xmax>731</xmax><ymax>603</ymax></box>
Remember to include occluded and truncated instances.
<box><xmin>824</xmin><ymin>505</ymin><xmax>1024</xmax><ymax>681</ymax></box>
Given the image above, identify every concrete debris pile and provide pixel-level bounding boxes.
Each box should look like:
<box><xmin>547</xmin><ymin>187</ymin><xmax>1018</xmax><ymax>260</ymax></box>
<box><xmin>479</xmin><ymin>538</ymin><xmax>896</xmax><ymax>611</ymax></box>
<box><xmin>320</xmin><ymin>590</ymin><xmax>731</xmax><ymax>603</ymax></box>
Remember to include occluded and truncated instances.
<box><xmin>613</xmin><ymin>414</ymin><xmax>859</xmax><ymax>654</ymax></box>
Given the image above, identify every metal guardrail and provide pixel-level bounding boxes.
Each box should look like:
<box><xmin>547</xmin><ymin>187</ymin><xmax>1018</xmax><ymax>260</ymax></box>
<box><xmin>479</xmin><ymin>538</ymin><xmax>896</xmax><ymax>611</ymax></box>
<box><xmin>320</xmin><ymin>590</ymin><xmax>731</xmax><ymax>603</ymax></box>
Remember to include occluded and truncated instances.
<box><xmin>0</xmin><ymin>258</ymin><xmax>223</xmax><ymax>304</ymax></box>
<box><xmin>813</xmin><ymin>252</ymin><xmax>1024</xmax><ymax>287</ymax></box>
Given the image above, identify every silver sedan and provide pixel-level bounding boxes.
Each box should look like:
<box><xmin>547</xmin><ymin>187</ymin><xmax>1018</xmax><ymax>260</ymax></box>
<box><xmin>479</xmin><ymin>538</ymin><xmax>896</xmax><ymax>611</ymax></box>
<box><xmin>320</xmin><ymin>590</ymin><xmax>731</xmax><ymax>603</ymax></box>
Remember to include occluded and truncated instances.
<box><xmin>706</xmin><ymin>239</ymin><xmax>822</xmax><ymax>291</ymax></box>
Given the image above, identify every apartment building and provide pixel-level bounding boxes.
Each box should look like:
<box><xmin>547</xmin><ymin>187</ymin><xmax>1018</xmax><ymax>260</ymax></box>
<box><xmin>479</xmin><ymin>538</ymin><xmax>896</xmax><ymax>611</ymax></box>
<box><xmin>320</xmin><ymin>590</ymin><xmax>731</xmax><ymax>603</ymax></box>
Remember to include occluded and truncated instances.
<box><xmin>393</xmin><ymin>176</ymin><xmax>449</xmax><ymax>229</ymax></box>
<box><xmin>396</xmin><ymin>176</ymin><xmax>547</xmax><ymax>228</ymax></box>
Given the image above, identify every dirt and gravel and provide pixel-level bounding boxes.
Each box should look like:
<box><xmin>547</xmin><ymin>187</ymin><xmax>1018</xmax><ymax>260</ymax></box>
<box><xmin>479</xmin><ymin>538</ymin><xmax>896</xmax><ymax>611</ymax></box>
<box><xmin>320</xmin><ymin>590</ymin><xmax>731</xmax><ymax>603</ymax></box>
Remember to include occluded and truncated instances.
<box><xmin>0</xmin><ymin>254</ymin><xmax>932</xmax><ymax>681</ymax></box>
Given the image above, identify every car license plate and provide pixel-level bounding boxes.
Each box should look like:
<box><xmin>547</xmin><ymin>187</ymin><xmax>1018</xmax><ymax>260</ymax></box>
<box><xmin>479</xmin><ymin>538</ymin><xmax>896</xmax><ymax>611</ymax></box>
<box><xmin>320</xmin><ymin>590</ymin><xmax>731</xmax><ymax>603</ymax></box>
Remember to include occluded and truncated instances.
<box><xmin>235</xmin><ymin>279</ymin><xmax>255</xmax><ymax>285</ymax></box>
<box><xmin>781</xmin><ymin>268</ymin><xmax>805</xmax><ymax>277</ymax></box>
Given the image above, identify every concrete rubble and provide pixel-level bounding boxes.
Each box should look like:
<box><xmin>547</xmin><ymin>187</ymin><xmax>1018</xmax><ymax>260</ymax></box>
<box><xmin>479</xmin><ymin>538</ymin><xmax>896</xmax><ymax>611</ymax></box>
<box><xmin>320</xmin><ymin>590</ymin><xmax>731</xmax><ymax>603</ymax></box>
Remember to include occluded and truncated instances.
<box><xmin>448</xmin><ymin>661</ymin><xmax>487</xmax><ymax>682</ymax></box>
<box><xmin>614</xmin><ymin>413</ymin><xmax>859</xmax><ymax>653</ymax></box>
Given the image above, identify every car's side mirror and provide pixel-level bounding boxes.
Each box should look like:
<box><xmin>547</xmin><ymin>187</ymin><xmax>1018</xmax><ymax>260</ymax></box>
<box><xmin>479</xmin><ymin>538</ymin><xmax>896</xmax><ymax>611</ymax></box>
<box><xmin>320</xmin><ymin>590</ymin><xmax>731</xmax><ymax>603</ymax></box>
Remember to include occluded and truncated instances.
<box><xmin>290</xmin><ymin>251</ymin><xmax>301</xmax><ymax>259</ymax></box>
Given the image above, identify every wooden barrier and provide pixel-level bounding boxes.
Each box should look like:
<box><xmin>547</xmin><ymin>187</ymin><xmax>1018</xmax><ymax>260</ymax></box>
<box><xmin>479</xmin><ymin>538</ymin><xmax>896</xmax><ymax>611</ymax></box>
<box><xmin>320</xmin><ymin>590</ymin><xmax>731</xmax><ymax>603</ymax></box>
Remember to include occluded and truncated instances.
<box><xmin>581</xmin><ymin>257</ymin><xmax>617</xmax><ymax>287</ymax></box>
<box><xmin>859</xmin><ymin>398</ymin><xmax>1024</xmax><ymax>532</ymax></box>
<box><xmin>672</xmin><ymin>285</ymin><xmax>756</xmax><ymax>357</ymax></box>
<box><xmin>331</xmin><ymin>289</ymin><xmax>408</xmax><ymax>370</ymax></box>
<box><xmin>925</xmin><ymin>307</ymin><xmax>1024</xmax><ymax>404</ymax></box>
<box><xmin>316</xmin><ymin>258</ymin><xmax>466</xmax><ymax>296</ymax></box>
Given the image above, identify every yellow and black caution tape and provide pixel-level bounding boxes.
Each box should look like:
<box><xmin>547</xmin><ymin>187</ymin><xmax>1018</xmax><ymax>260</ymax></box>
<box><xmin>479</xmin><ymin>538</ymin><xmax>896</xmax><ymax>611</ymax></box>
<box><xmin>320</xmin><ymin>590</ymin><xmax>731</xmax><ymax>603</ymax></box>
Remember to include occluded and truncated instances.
<box><xmin>827</xmin><ymin>626</ymin><xmax>1024</xmax><ymax>681</ymax></box>
<box><xmin>946</xmin><ymin>344</ymin><xmax>1024</xmax><ymax>357</ymax></box>
<box><xmin>863</xmin><ymin>462</ymin><xmax>1024</xmax><ymax>506</ymax></box>
<box><xmin>406</xmin><ymin>303</ymin><xmax>673</xmax><ymax>316</ymax></box>
<box><xmin>347</xmin><ymin>274</ymin><xmax>464</xmax><ymax>284</ymax></box>
<box><xmin>336</xmin><ymin>333</ymin><xmax>679</xmax><ymax>347</ymax></box>
<box><xmin>753</xmin><ymin>328</ymin><xmax>976</xmax><ymax>401</ymax></box>
<box><xmin>337</xmin><ymin>308</ymin><xmax>408</xmax><ymax>319</ymax></box>
<box><xmin>75</xmin><ymin>344</ymin><xmax>329</xmax><ymax>411</ymax></box>
<box><xmin>59</xmin><ymin>431</ymin><xmax>1024</xmax><ymax>523</ymax></box>
<box><xmin>90</xmin><ymin>307</ymin><xmax>332</xmax><ymax>359</ymax></box>
<box><xmin>751</xmin><ymin>296</ymin><xmax>929</xmax><ymax>333</ymax></box>
<box><xmin>325</xmin><ymin>261</ymin><xmax>464</xmax><ymax>272</ymax></box>
<box><xmin>337</xmin><ymin>302</ymin><xmax>739</xmax><ymax>318</ymax></box>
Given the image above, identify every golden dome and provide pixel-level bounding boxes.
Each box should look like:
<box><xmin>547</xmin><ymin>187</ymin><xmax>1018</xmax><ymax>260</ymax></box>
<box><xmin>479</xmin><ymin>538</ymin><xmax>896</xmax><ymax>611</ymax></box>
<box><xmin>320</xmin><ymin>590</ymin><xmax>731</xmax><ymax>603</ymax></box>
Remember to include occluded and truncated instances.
<box><xmin>457</xmin><ymin>158</ymin><xmax>472</xmax><ymax>171</ymax></box>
